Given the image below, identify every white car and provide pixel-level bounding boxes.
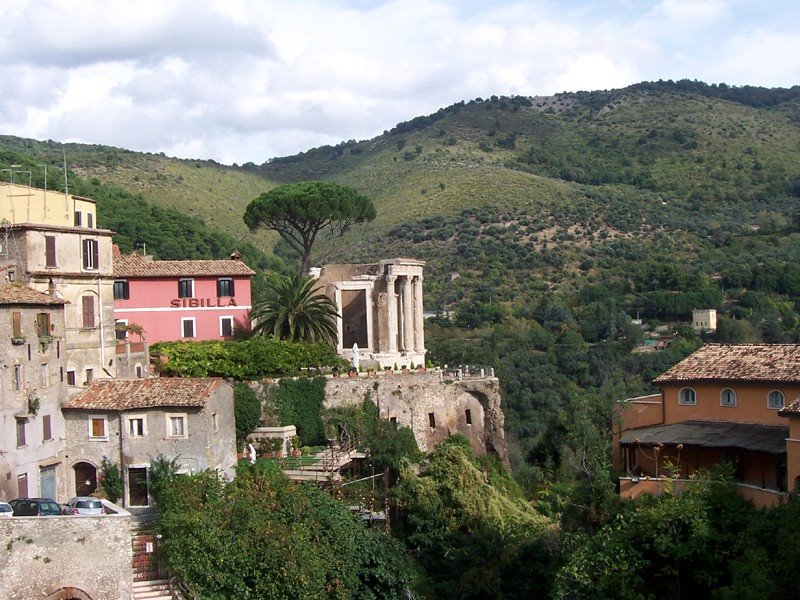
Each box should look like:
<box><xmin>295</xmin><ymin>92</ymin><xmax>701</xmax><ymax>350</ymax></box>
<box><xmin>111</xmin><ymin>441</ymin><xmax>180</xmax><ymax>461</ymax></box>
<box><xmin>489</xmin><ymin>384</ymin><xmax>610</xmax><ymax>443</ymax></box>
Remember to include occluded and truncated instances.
<box><xmin>0</xmin><ymin>502</ymin><xmax>13</xmax><ymax>517</ymax></box>
<box><xmin>65</xmin><ymin>496</ymin><xmax>105</xmax><ymax>516</ymax></box>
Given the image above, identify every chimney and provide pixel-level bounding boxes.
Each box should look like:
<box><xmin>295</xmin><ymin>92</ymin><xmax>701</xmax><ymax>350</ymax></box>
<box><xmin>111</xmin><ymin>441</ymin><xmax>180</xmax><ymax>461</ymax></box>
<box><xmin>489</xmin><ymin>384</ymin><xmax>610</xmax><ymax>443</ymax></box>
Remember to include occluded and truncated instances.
<box><xmin>230</xmin><ymin>250</ymin><xmax>242</xmax><ymax>261</ymax></box>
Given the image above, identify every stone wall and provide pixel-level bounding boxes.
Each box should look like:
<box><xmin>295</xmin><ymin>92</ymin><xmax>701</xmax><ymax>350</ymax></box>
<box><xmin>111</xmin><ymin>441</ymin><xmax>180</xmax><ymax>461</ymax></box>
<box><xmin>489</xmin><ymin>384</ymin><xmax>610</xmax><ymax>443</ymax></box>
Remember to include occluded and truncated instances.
<box><xmin>324</xmin><ymin>372</ymin><xmax>510</xmax><ymax>469</ymax></box>
<box><xmin>0</xmin><ymin>513</ymin><xmax>132</xmax><ymax>599</ymax></box>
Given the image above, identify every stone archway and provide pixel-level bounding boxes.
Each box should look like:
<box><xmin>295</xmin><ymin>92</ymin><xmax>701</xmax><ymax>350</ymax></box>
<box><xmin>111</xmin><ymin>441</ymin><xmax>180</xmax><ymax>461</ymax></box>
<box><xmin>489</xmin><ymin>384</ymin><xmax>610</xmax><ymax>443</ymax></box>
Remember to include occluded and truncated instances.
<box><xmin>73</xmin><ymin>462</ymin><xmax>98</xmax><ymax>497</ymax></box>
<box><xmin>45</xmin><ymin>586</ymin><xmax>93</xmax><ymax>600</ymax></box>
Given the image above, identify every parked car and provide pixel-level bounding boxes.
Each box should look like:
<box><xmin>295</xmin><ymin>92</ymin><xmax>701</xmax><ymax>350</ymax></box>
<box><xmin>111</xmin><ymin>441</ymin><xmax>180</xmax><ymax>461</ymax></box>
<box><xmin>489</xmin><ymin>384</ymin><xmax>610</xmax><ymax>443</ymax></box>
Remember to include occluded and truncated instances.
<box><xmin>64</xmin><ymin>496</ymin><xmax>105</xmax><ymax>516</ymax></box>
<box><xmin>9</xmin><ymin>498</ymin><xmax>62</xmax><ymax>516</ymax></box>
<box><xmin>0</xmin><ymin>502</ymin><xmax>13</xmax><ymax>517</ymax></box>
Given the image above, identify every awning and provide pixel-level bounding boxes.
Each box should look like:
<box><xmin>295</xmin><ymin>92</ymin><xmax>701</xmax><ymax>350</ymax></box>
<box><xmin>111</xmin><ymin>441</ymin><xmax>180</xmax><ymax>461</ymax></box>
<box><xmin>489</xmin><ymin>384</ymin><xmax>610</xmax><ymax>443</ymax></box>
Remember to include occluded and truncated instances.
<box><xmin>619</xmin><ymin>420</ymin><xmax>788</xmax><ymax>454</ymax></box>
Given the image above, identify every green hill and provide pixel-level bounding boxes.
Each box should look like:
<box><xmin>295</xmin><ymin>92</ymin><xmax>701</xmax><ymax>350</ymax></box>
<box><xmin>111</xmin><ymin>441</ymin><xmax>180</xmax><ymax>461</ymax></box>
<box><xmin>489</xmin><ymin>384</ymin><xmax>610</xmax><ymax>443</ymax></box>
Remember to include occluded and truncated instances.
<box><xmin>3</xmin><ymin>80</ymin><xmax>800</xmax><ymax>317</ymax></box>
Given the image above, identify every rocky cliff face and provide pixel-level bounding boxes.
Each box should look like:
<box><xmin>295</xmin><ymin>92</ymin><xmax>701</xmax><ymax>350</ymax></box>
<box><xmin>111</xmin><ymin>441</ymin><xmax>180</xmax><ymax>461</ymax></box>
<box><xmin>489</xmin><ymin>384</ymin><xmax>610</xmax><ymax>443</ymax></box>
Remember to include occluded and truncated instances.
<box><xmin>324</xmin><ymin>372</ymin><xmax>510</xmax><ymax>470</ymax></box>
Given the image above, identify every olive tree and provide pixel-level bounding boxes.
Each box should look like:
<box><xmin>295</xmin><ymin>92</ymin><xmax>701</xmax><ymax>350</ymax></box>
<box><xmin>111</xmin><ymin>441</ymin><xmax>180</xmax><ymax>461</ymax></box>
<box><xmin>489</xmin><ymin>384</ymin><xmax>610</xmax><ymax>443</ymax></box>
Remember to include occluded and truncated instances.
<box><xmin>243</xmin><ymin>181</ymin><xmax>376</xmax><ymax>275</ymax></box>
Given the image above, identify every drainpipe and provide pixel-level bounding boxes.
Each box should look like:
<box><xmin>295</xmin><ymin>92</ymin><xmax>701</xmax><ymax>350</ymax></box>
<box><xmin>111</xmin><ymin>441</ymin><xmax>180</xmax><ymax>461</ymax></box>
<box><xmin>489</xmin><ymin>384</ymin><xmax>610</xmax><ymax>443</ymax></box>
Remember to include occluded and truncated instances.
<box><xmin>98</xmin><ymin>277</ymin><xmax>111</xmax><ymax>377</ymax></box>
<box><xmin>119</xmin><ymin>412</ymin><xmax>125</xmax><ymax>508</ymax></box>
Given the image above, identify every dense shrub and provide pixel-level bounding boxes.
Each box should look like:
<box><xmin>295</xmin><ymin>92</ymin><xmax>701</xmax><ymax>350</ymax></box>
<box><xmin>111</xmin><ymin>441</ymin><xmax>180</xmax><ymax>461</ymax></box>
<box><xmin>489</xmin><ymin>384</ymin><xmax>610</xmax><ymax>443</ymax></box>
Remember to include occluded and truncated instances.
<box><xmin>233</xmin><ymin>383</ymin><xmax>262</xmax><ymax>446</ymax></box>
<box><xmin>151</xmin><ymin>338</ymin><xmax>347</xmax><ymax>378</ymax></box>
<box><xmin>158</xmin><ymin>465</ymin><xmax>415</xmax><ymax>598</ymax></box>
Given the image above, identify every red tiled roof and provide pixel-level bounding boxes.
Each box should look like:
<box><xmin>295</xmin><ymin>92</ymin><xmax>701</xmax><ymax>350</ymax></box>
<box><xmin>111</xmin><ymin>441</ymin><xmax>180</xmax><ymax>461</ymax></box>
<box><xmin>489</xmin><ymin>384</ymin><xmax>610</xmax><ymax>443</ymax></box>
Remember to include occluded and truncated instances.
<box><xmin>654</xmin><ymin>344</ymin><xmax>800</xmax><ymax>384</ymax></box>
<box><xmin>0</xmin><ymin>284</ymin><xmax>67</xmax><ymax>306</ymax></box>
<box><xmin>779</xmin><ymin>399</ymin><xmax>800</xmax><ymax>416</ymax></box>
<box><xmin>62</xmin><ymin>377</ymin><xmax>224</xmax><ymax>411</ymax></box>
<box><xmin>113</xmin><ymin>251</ymin><xmax>255</xmax><ymax>278</ymax></box>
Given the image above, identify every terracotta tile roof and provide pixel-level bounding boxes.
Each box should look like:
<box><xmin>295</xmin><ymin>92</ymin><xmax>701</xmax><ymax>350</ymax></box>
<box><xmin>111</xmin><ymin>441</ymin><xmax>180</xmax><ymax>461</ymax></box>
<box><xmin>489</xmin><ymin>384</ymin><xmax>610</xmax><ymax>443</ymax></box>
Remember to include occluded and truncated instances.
<box><xmin>113</xmin><ymin>251</ymin><xmax>255</xmax><ymax>278</ymax></box>
<box><xmin>0</xmin><ymin>284</ymin><xmax>67</xmax><ymax>306</ymax></box>
<box><xmin>654</xmin><ymin>344</ymin><xmax>800</xmax><ymax>384</ymax></box>
<box><xmin>779</xmin><ymin>399</ymin><xmax>800</xmax><ymax>417</ymax></box>
<box><xmin>62</xmin><ymin>377</ymin><xmax>224</xmax><ymax>411</ymax></box>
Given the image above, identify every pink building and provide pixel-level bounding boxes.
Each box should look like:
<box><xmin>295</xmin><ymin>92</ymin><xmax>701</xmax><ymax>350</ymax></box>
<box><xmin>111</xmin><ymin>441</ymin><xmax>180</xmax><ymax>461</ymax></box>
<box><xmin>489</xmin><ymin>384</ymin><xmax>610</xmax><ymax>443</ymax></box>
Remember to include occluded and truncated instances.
<box><xmin>112</xmin><ymin>248</ymin><xmax>255</xmax><ymax>343</ymax></box>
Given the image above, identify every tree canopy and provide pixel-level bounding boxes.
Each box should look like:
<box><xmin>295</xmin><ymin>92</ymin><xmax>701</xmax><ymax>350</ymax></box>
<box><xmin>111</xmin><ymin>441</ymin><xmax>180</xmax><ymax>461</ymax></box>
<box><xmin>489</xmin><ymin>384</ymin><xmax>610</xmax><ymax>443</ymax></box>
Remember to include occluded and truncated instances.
<box><xmin>243</xmin><ymin>181</ymin><xmax>376</xmax><ymax>275</ymax></box>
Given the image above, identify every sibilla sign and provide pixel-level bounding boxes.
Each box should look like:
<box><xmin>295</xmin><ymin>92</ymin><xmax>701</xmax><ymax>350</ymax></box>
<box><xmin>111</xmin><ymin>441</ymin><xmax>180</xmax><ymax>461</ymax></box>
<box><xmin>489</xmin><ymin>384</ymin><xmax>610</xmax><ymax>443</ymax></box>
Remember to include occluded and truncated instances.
<box><xmin>170</xmin><ymin>298</ymin><xmax>239</xmax><ymax>308</ymax></box>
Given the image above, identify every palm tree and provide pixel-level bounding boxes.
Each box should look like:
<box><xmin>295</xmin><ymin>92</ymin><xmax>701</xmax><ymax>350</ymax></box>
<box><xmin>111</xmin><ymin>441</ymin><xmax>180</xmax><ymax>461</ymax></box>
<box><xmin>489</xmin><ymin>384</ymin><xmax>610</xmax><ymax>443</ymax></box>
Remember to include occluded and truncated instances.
<box><xmin>250</xmin><ymin>274</ymin><xmax>339</xmax><ymax>344</ymax></box>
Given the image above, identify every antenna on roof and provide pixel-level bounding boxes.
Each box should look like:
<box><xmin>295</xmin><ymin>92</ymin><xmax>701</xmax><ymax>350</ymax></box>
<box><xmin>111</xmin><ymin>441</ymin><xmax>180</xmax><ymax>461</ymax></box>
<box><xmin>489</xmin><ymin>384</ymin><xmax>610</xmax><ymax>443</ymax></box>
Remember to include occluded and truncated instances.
<box><xmin>62</xmin><ymin>149</ymin><xmax>69</xmax><ymax>197</ymax></box>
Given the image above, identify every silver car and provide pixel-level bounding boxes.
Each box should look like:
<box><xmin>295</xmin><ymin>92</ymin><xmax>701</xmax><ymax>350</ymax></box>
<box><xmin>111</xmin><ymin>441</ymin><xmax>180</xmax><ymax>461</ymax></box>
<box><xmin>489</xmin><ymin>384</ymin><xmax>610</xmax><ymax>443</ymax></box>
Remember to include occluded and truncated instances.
<box><xmin>0</xmin><ymin>502</ymin><xmax>12</xmax><ymax>518</ymax></box>
<box><xmin>65</xmin><ymin>496</ymin><xmax>105</xmax><ymax>515</ymax></box>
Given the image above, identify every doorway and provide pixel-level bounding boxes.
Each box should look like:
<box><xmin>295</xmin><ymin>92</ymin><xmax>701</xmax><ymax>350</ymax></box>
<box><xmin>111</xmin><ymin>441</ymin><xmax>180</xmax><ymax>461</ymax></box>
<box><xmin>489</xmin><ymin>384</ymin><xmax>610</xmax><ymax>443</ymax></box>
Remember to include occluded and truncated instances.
<box><xmin>73</xmin><ymin>462</ymin><xmax>97</xmax><ymax>496</ymax></box>
<box><xmin>40</xmin><ymin>465</ymin><xmax>57</xmax><ymax>500</ymax></box>
<box><xmin>128</xmin><ymin>467</ymin><xmax>149</xmax><ymax>506</ymax></box>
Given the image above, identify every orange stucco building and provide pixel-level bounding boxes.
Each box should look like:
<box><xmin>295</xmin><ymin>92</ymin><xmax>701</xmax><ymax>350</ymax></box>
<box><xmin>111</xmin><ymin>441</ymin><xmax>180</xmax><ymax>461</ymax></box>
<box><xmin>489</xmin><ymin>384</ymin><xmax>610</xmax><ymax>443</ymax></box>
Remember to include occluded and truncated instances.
<box><xmin>615</xmin><ymin>344</ymin><xmax>800</xmax><ymax>508</ymax></box>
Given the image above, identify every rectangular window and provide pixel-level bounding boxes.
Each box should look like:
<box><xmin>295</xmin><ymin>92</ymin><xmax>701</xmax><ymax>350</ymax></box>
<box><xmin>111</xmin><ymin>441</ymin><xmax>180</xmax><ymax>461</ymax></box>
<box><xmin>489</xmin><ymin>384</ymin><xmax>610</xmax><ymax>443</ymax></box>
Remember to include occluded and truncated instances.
<box><xmin>113</xmin><ymin>280</ymin><xmax>130</xmax><ymax>300</ymax></box>
<box><xmin>428</xmin><ymin>412</ymin><xmax>436</xmax><ymax>429</ymax></box>
<box><xmin>42</xmin><ymin>415</ymin><xmax>52</xmax><ymax>441</ymax></box>
<box><xmin>82</xmin><ymin>238</ymin><xmax>99</xmax><ymax>270</ymax></box>
<box><xmin>89</xmin><ymin>415</ymin><xmax>107</xmax><ymax>439</ymax></box>
<box><xmin>67</xmin><ymin>370</ymin><xmax>76</xmax><ymax>386</ymax></box>
<box><xmin>45</xmin><ymin>235</ymin><xmax>57</xmax><ymax>268</ymax></box>
<box><xmin>74</xmin><ymin>211</ymin><xmax>82</xmax><ymax>227</ymax></box>
<box><xmin>115</xmin><ymin>319</ymin><xmax>128</xmax><ymax>341</ymax></box>
<box><xmin>12</xmin><ymin>311</ymin><xmax>22</xmax><ymax>337</ymax></box>
<box><xmin>17</xmin><ymin>474</ymin><xmax>28</xmax><ymax>499</ymax></box>
<box><xmin>14</xmin><ymin>364</ymin><xmax>23</xmax><ymax>391</ymax></box>
<box><xmin>465</xmin><ymin>409</ymin><xmax>472</xmax><ymax>425</ymax></box>
<box><xmin>178</xmin><ymin>278</ymin><xmax>194</xmax><ymax>298</ymax></box>
<box><xmin>82</xmin><ymin>295</ymin><xmax>95</xmax><ymax>328</ymax></box>
<box><xmin>217</xmin><ymin>277</ymin><xmax>234</xmax><ymax>297</ymax></box>
<box><xmin>36</xmin><ymin>312</ymin><xmax>51</xmax><ymax>337</ymax></box>
<box><xmin>16</xmin><ymin>418</ymin><xmax>27</xmax><ymax>447</ymax></box>
<box><xmin>135</xmin><ymin>364</ymin><xmax>144</xmax><ymax>378</ymax></box>
<box><xmin>86</xmin><ymin>368</ymin><xmax>94</xmax><ymax>384</ymax></box>
<box><xmin>87</xmin><ymin>212</ymin><xmax>94</xmax><ymax>228</ymax></box>
<box><xmin>182</xmin><ymin>318</ymin><xmax>195</xmax><ymax>339</ymax></box>
<box><xmin>212</xmin><ymin>413</ymin><xmax>219</xmax><ymax>433</ymax></box>
<box><xmin>40</xmin><ymin>364</ymin><xmax>48</xmax><ymax>386</ymax></box>
<box><xmin>220</xmin><ymin>316</ymin><xmax>234</xmax><ymax>337</ymax></box>
<box><xmin>167</xmin><ymin>414</ymin><xmax>187</xmax><ymax>438</ymax></box>
<box><xmin>128</xmin><ymin>416</ymin><xmax>146</xmax><ymax>437</ymax></box>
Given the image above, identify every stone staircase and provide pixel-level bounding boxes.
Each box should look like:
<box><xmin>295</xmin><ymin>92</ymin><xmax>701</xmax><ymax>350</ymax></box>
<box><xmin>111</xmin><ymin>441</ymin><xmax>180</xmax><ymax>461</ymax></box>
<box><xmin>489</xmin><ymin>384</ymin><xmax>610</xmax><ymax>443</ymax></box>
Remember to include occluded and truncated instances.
<box><xmin>132</xmin><ymin>579</ymin><xmax>173</xmax><ymax>600</ymax></box>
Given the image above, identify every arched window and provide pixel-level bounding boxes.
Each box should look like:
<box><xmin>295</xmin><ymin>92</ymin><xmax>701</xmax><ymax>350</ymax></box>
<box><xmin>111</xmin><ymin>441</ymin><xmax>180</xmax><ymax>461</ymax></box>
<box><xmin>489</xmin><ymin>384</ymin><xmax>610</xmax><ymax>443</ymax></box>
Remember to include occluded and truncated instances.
<box><xmin>720</xmin><ymin>388</ymin><xmax>737</xmax><ymax>407</ymax></box>
<box><xmin>678</xmin><ymin>388</ymin><xmax>696</xmax><ymax>405</ymax></box>
<box><xmin>768</xmin><ymin>390</ymin><xmax>785</xmax><ymax>409</ymax></box>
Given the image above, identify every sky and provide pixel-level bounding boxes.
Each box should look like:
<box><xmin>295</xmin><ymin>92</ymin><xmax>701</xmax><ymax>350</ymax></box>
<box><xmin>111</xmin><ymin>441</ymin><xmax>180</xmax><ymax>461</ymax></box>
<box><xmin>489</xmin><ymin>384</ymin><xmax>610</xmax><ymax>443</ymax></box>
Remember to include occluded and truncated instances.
<box><xmin>0</xmin><ymin>0</ymin><xmax>798</xmax><ymax>165</ymax></box>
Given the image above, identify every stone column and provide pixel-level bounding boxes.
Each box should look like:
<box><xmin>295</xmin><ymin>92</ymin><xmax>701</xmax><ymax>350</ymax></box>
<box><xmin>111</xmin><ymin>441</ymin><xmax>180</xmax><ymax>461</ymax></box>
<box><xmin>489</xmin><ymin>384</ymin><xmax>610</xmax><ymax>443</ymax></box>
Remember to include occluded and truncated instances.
<box><xmin>402</xmin><ymin>276</ymin><xmax>414</xmax><ymax>352</ymax></box>
<box><xmin>413</xmin><ymin>275</ymin><xmax>425</xmax><ymax>351</ymax></box>
<box><xmin>386</xmin><ymin>275</ymin><xmax>397</xmax><ymax>353</ymax></box>
<box><xmin>334</xmin><ymin>286</ymin><xmax>343</xmax><ymax>353</ymax></box>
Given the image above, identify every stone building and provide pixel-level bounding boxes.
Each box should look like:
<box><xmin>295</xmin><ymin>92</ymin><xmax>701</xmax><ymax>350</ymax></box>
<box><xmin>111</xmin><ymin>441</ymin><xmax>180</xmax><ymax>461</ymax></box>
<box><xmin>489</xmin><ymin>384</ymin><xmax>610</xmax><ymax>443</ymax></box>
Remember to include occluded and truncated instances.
<box><xmin>0</xmin><ymin>284</ymin><xmax>69</xmax><ymax>502</ymax></box>
<box><xmin>2</xmin><ymin>183</ymin><xmax>118</xmax><ymax>385</ymax></box>
<box><xmin>61</xmin><ymin>377</ymin><xmax>236</xmax><ymax>506</ymax></box>
<box><xmin>692</xmin><ymin>308</ymin><xmax>717</xmax><ymax>332</ymax></box>
<box><xmin>312</xmin><ymin>258</ymin><xmax>426</xmax><ymax>369</ymax></box>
